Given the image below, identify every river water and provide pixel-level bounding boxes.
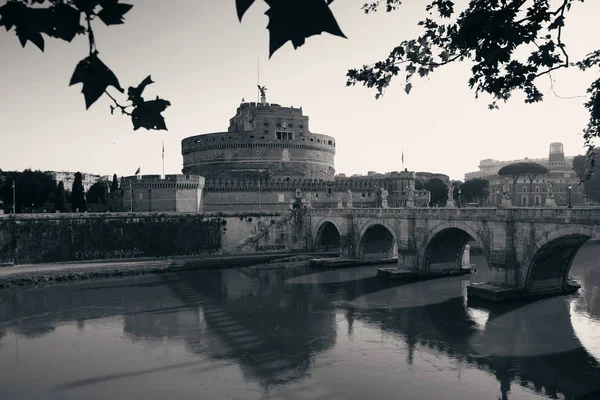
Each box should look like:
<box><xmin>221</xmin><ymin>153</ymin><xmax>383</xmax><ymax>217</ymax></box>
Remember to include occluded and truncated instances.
<box><xmin>0</xmin><ymin>245</ymin><xmax>599</xmax><ymax>400</ymax></box>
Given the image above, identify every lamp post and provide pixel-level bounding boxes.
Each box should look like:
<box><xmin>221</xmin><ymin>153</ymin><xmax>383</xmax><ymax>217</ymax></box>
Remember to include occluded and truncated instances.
<box><xmin>568</xmin><ymin>184</ymin><xmax>572</xmax><ymax>208</ymax></box>
<box><xmin>258</xmin><ymin>182</ymin><xmax>261</xmax><ymax>212</ymax></box>
<box><xmin>12</xmin><ymin>180</ymin><xmax>15</xmax><ymax>214</ymax></box>
<box><xmin>458</xmin><ymin>188</ymin><xmax>462</xmax><ymax>208</ymax></box>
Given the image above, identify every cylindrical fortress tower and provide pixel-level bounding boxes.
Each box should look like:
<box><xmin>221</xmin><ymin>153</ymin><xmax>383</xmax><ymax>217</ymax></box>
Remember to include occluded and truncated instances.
<box><xmin>181</xmin><ymin>102</ymin><xmax>336</xmax><ymax>181</ymax></box>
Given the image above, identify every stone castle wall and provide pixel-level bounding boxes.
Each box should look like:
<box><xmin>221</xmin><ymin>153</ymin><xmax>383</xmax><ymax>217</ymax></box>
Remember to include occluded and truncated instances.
<box><xmin>0</xmin><ymin>212</ymin><xmax>303</xmax><ymax>265</ymax></box>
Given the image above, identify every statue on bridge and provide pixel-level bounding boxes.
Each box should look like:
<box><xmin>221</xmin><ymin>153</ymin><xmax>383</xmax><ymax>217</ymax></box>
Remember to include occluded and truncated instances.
<box><xmin>502</xmin><ymin>178</ymin><xmax>511</xmax><ymax>199</ymax></box>
<box><xmin>381</xmin><ymin>187</ymin><xmax>389</xmax><ymax>208</ymax></box>
<box><xmin>547</xmin><ymin>180</ymin><xmax>554</xmax><ymax>198</ymax></box>
<box><xmin>337</xmin><ymin>192</ymin><xmax>343</xmax><ymax>208</ymax></box>
<box><xmin>346</xmin><ymin>189</ymin><xmax>353</xmax><ymax>208</ymax></box>
<box><xmin>306</xmin><ymin>193</ymin><xmax>312</xmax><ymax>208</ymax></box>
<box><xmin>446</xmin><ymin>182</ymin><xmax>455</xmax><ymax>208</ymax></box>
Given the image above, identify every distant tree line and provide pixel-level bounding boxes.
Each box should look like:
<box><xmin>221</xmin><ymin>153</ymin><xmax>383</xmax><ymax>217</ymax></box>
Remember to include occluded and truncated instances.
<box><xmin>0</xmin><ymin>170</ymin><xmax>120</xmax><ymax>213</ymax></box>
<box><xmin>415</xmin><ymin>176</ymin><xmax>489</xmax><ymax>207</ymax></box>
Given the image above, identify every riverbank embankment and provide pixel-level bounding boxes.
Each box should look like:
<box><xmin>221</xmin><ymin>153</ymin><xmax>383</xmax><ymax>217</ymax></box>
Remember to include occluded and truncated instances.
<box><xmin>0</xmin><ymin>252</ymin><xmax>337</xmax><ymax>289</ymax></box>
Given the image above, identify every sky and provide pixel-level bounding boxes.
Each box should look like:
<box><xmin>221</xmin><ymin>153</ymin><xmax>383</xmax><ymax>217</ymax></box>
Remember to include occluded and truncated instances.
<box><xmin>1</xmin><ymin>0</ymin><xmax>599</xmax><ymax>181</ymax></box>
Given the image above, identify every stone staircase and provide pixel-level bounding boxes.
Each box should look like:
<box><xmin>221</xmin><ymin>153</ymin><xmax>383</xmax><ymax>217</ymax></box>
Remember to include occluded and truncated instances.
<box><xmin>234</xmin><ymin>213</ymin><xmax>296</xmax><ymax>253</ymax></box>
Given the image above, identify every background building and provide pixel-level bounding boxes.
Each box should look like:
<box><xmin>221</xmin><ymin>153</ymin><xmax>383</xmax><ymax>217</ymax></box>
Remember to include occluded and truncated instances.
<box><xmin>464</xmin><ymin>142</ymin><xmax>584</xmax><ymax>206</ymax></box>
<box><xmin>45</xmin><ymin>171</ymin><xmax>111</xmax><ymax>192</ymax></box>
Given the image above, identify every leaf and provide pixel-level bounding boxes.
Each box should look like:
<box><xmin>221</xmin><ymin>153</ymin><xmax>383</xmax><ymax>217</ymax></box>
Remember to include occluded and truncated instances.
<box><xmin>73</xmin><ymin>0</ymin><xmax>100</xmax><ymax>15</ymax></box>
<box><xmin>0</xmin><ymin>2</ymin><xmax>50</xmax><ymax>51</ymax></box>
<box><xmin>404</xmin><ymin>82</ymin><xmax>412</xmax><ymax>94</ymax></box>
<box><xmin>127</xmin><ymin>75</ymin><xmax>154</xmax><ymax>105</ymax></box>
<box><xmin>131</xmin><ymin>97</ymin><xmax>171</xmax><ymax>131</ymax></box>
<box><xmin>97</xmin><ymin>0</ymin><xmax>133</xmax><ymax>25</ymax></box>
<box><xmin>236</xmin><ymin>0</ymin><xmax>256</xmax><ymax>21</ymax></box>
<box><xmin>48</xmin><ymin>3</ymin><xmax>85</xmax><ymax>42</ymax></box>
<box><xmin>69</xmin><ymin>54</ymin><xmax>124</xmax><ymax>109</ymax></box>
<box><xmin>264</xmin><ymin>0</ymin><xmax>346</xmax><ymax>58</ymax></box>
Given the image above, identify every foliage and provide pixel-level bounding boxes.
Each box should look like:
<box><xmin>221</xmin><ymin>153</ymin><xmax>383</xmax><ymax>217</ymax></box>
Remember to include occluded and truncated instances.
<box><xmin>344</xmin><ymin>0</ymin><xmax>599</xmax><ymax>171</ymax></box>
<box><xmin>460</xmin><ymin>178</ymin><xmax>489</xmax><ymax>205</ymax></box>
<box><xmin>0</xmin><ymin>0</ymin><xmax>170</xmax><ymax>131</ymax></box>
<box><xmin>572</xmin><ymin>151</ymin><xmax>600</xmax><ymax>202</ymax></box>
<box><xmin>54</xmin><ymin>181</ymin><xmax>67</xmax><ymax>212</ymax></box>
<box><xmin>71</xmin><ymin>172</ymin><xmax>86</xmax><ymax>212</ymax></box>
<box><xmin>110</xmin><ymin>174</ymin><xmax>119</xmax><ymax>192</ymax></box>
<box><xmin>423</xmin><ymin>177</ymin><xmax>448</xmax><ymax>206</ymax></box>
<box><xmin>0</xmin><ymin>169</ymin><xmax>56</xmax><ymax>213</ymax></box>
<box><xmin>86</xmin><ymin>181</ymin><xmax>108</xmax><ymax>204</ymax></box>
<box><xmin>236</xmin><ymin>0</ymin><xmax>346</xmax><ymax>57</ymax></box>
<box><xmin>414</xmin><ymin>178</ymin><xmax>425</xmax><ymax>190</ymax></box>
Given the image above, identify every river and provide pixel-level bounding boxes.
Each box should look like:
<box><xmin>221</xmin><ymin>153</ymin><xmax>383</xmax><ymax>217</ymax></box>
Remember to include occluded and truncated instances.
<box><xmin>0</xmin><ymin>244</ymin><xmax>599</xmax><ymax>400</ymax></box>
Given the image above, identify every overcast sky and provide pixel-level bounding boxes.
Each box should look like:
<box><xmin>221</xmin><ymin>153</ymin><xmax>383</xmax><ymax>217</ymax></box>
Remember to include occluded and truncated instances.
<box><xmin>1</xmin><ymin>0</ymin><xmax>599</xmax><ymax>180</ymax></box>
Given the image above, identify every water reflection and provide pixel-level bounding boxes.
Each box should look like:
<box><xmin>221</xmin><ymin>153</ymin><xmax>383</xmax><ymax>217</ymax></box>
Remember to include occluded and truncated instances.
<box><xmin>0</xmin><ymin>245</ymin><xmax>598</xmax><ymax>399</ymax></box>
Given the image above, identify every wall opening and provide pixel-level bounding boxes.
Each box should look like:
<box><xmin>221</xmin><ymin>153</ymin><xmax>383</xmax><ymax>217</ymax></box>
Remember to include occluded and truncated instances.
<box><xmin>424</xmin><ymin>228</ymin><xmax>477</xmax><ymax>271</ymax></box>
<box><xmin>527</xmin><ymin>234</ymin><xmax>590</xmax><ymax>290</ymax></box>
<box><xmin>314</xmin><ymin>222</ymin><xmax>341</xmax><ymax>252</ymax></box>
<box><xmin>358</xmin><ymin>224</ymin><xmax>396</xmax><ymax>260</ymax></box>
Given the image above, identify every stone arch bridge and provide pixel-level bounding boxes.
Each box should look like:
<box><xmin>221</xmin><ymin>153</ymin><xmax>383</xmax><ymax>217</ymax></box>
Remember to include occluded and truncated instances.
<box><xmin>306</xmin><ymin>207</ymin><xmax>600</xmax><ymax>301</ymax></box>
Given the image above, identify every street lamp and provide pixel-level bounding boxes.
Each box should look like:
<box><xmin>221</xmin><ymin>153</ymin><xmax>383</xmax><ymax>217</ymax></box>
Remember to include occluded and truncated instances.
<box><xmin>458</xmin><ymin>188</ymin><xmax>462</xmax><ymax>208</ymax></box>
<box><xmin>568</xmin><ymin>184</ymin><xmax>572</xmax><ymax>208</ymax></box>
<box><xmin>12</xmin><ymin>180</ymin><xmax>15</xmax><ymax>214</ymax></box>
<box><xmin>257</xmin><ymin>182</ymin><xmax>261</xmax><ymax>211</ymax></box>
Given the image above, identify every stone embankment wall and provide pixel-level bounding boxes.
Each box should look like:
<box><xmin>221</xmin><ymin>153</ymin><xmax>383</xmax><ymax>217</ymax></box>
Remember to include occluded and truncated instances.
<box><xmin>0</xmin><ymin>211</ymin><xmax>306</xmax><ymax>265</ymax></box>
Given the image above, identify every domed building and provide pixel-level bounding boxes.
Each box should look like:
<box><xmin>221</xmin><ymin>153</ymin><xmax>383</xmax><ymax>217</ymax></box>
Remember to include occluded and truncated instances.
<box><xmin>181</xmin><ymin>98</ymin><xmax>336</xmax><ymax>181</ymax></box>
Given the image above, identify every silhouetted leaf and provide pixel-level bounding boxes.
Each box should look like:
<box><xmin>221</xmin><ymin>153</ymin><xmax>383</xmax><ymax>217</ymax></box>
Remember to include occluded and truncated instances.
<box><xmin>97</xmin><ymin>0</ymin><xmax>133</xmax><ymax>25</ymax></box>
<box><xmin>70</xmin><ymin>54</ymin><xmax>124</xmax><ymax>109</ymax></box>
<box><xmin>131</xmin><ymin>97</ymin><xmax>171</xmax><ymax>131</ymax></box>
<box><xmin>73</xmin><ymin>0</ymin><xmax>100</xmax><ymax>15</ymax></box>
<box><xmin>127</xmin><ymin>75</ymin><xmax>154</xmax><ymax>105</ymax></box>
<box><xmin>404</xmin><ymin>82</ymin><xmax>412</xmax><ymax>94</ymax></box>
<box><xmin>264</xmin><ymin>0</ymin><xmax>346</xmax><ymax>57</ymax></box>
<box><xmin>0</xmin><ymin>2</ymin><xmax>51</xmax><ymax>51</ymax></box>
<box><xmin>48</xmin><ymin>3</ymin><xmax>84</xmax><ymax>42</ymax></box>
<box><xmin>236</xmin><ymin>0</ymin><xmax>256</xmax><ymax>21</ymax></box>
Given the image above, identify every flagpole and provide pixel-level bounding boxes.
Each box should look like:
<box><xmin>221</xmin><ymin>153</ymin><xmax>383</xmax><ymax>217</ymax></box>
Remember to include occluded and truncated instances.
<box><xmin>130</xmin><ymin>178</ymin><xmax>133</xmax><ymax>212</ymax></box>
<box><xmin>162</xmin><ymin>141</ymin><xmax>165</xmax><ymax>179</ymax></box>
<box><xmin>402</xmin><ymin>149</ymin><xmax>405</xmax><ymax>171</ymax></box>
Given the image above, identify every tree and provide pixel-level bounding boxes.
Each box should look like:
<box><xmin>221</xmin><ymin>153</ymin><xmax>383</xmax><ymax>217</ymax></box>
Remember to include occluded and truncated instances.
<box><xmin>573</xmin><ymin>151</ymin><xmax>600</xmax><ymax>202</ymax></box>
<box><xmin>54</xmin><ymin>181</ymin><xmax>67</xmax><ymax>212</ymax></box>
<box><xmin>86</xmin><ymin>181</ymin><xmax>108</xmax><ymax>204</ymax></box>
<box><xmin>71</xmin><ymin>172</ymin><xmax>86</xmax><ymax>212</ymax></box>
<box><xmin>424</xmin><ymin>177</ymin><xmax>448</xmax><ymax>207</ymax></box>
<box><xmin>4</xmin><ymin>0</ymin><xmax>599</xmax><ymax>168</ymax></box>
<box><xmin>460</xmin><ymin>178</ymin><xmax>490</xmax><ymax>205</ymax></box>
<box><xmin>110</xmin><ymin>174</ymin><xmax>119</xmax><ymax>192</ymax></box>
<box><xmin>498</xmin><ymin>162</ymin><xmax>549</xmax><ymax>206</ymax></box>
<box><xmin>0</xmin><ymin>0</ymin><xmax>170</xmax><ymax>131</ymax></box>
<box><xmin>0</xmin><ymin>169</ymin><xmax>56</xmax><ymax>213</ymax></box>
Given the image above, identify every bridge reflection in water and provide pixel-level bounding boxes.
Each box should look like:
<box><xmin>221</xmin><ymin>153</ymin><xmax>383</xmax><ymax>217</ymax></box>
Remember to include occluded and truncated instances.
<box><xmin>0</xmin><ymin>247</ymin><xmax>599</xmax><ymax>399</ymax></box>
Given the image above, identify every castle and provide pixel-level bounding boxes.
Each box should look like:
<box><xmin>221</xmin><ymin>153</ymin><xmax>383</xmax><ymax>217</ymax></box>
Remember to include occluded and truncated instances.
<box><xmin>112</xmin><ymin>95</ymin><xmax>430</xmax><ymax>212</ymax></box>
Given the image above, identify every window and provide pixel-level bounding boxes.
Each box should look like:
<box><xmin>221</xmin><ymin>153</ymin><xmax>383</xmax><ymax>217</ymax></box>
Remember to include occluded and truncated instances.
<box><xmin>523</xmin><ymin>187</ymin><xmax>527</xmax><ymax>192</ymax></box>
<box><xmin>278</xmin><ymin>193</ymin><xmax>285</xmax><ymax>202</ymax></box>
<box><xmin>264</xmin><ymin>122</ymin><xmax>269</xmax><ymax>126</ymax></box>
<box><xmin>328</xmin><ymin>140</ymin><xmax>333</xmax><ymax>145</ymax></box>
<box><xmin>535</xmin><ymin>187</ymin><xmax>539</xmax><ymax>192</ymax></box>
<box><xmin>276</xmin><ymin>131</ymin><xmax>294</xmax><ymax>140</ymax></box>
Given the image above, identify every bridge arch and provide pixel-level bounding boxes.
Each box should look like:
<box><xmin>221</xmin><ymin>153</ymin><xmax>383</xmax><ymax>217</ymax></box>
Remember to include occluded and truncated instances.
<box><xmin>420</xmin><ymin>222</ymin><xmax>487</xmax><ymax>271</ymax></box>
<box><xmin>314</xmin><ymin>219</ymin><xmax>342</xmax><ymax>252</ymax></box>
<box><xmin>521</xmin><ymin>225</ymin><xmax>600</xmax><ymax>290</ymax></box>
<box><xmin>357</xmin><ymin>221</ymin><xmax>397</xmax><ymax>260</ymax></box>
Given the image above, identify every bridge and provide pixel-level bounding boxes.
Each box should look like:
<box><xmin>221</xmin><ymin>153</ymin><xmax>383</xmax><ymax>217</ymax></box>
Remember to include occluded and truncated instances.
<box><xmin>305</xmin><ymin>207</ymin><xmax>600</xmax><ymax>301</ymax></box>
